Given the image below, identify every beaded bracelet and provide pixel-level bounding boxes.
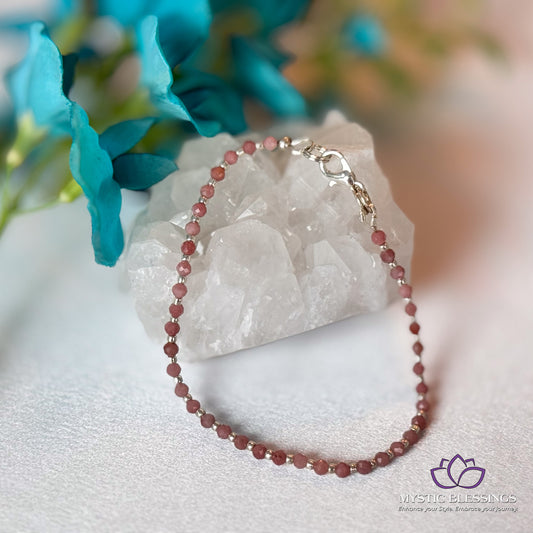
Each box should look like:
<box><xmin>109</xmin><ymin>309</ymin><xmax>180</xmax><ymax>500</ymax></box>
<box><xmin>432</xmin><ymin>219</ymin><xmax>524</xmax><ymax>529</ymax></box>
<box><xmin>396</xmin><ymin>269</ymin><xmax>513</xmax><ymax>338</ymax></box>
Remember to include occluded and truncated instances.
<box><xmin>163</xmin><ymin>135</ymin><xmax>429</xmax><ymax>478</ymax></box>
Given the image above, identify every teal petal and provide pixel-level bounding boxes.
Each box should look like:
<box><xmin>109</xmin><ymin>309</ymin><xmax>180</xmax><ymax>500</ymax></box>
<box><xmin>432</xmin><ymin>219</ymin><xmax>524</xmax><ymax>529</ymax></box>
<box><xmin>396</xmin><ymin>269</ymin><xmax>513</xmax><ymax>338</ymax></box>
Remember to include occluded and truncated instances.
<box><xmin>136</xmin><ymin>16</ymin><xmax>227</xmax><ymax>136</ymax></box>
<box><xmin>231</xmin><ymin>37</ymin><xmax>306</xmax><ymax>117</ymax></box>
<box><xmin>171</xmin><ymin>70</ymin><xmax>246</xmax><ymax>135</ymax></box>
<box><xmin>6</xmin><ymin>21</ymin><xmax>71</xmax><ymax>134</ymax></box>
<box><xmin>112</xmin><ymin>153</ymin><xmax>177</xmax><ymax>190</ymax></box>
<box><xmin>99</xmin><ymin>117</ymin><xmax>156</xmax><ymax>160</ymax></box>
<box><xmin>344</xmin><ymin>14</ymin><xmax>387</xmax><ymax>56</ymax></box>
<box><xmin>69</xmin><ymin>104</ymin><xmax>124</xmax><ymax>267</ymax></box>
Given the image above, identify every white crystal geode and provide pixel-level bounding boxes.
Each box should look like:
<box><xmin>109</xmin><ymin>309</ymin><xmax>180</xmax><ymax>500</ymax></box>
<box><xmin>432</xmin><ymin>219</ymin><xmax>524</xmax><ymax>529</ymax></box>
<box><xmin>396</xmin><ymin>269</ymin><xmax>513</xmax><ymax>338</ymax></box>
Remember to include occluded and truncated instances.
<box><xmin>125</xmin><ymin>112</ymin><xmax>414</xmax><ymax>361</ymax></box>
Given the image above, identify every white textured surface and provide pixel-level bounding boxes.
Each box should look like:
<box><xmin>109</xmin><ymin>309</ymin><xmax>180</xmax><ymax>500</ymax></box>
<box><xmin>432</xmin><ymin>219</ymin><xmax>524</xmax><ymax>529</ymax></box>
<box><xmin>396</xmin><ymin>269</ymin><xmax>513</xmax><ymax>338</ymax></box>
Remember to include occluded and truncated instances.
<box><xmin>125</xmin><ymin>113</ymin><xmax>414</xmax><ymax>360</ymax></box>
<box><xmin>0</xmin><ymin>200</ymin><xmax>531</xmax><ymax>533</ymax></box>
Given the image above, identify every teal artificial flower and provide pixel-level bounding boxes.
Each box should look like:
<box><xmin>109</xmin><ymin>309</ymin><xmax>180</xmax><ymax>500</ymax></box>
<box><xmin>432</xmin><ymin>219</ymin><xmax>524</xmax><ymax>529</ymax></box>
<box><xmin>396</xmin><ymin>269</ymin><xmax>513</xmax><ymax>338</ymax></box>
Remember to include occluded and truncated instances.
<box><xmin>343</xmin><ymin>14</ymin><xmax>387</xmax><ymax>56</ymax></box>
<box><xmin>6</xmin><ymin>22</ymin><xmax>176</xmax><ymax>266</ymax></box>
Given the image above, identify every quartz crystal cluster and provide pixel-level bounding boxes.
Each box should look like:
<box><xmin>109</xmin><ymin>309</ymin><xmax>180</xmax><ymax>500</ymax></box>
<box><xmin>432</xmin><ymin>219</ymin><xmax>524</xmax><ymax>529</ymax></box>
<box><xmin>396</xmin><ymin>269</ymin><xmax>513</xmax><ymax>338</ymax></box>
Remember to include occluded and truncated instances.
<box><xmin>125</xmin><ymin>112</ymin><xmax>414</xmax><ymax>360</ymax></box>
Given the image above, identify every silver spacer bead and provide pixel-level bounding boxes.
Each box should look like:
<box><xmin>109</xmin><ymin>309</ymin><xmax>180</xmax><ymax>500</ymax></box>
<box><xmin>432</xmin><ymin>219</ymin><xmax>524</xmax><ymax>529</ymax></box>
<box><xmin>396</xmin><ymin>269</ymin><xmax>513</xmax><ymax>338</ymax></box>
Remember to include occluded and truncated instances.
<box><xmin>246</xmin><ymin>441</ymin><xmax>256</xmax><ymax>451</ymax></box>
<box><xmin>278</xmin><ymin>136</ymin><xmax>292</xmax><ymax>149</ymax></box>
<box><xmin>212</xmin><ymin>422</ymin><xmax>220</xmax><ymax>431</ymax></box>
<box><xmin>411</xmin><ymin>425</ymin><xmax>420</xmax><ymax>433</ymax></box>
<box><xmin>236</xmin><ymin>149</ymin><xmax>244</xmax><ymax>156</ymax></box>
<box><xmin>255</xmin><ymin>142</ymin><xmax>264</xmax><ymax>150</ymax></box>
<box><xmin>167</xmin><ymin>335</ymin><xmax>176</xmax><ymax>343</ymax></box>
<box><xmin>401</xmin><ymin>439</ymin><xmax>410</xmax><ymax>447</ymax></box>
<box><xmin>228</xmin><ymin>432</ymin><xmax>236</xmax><ymax>442</ymax></box>
<box><xmin>286</xmin><ymin>454</ymin><xmax>294</xmax><ymax>464</ymax></box>
<box><xmin>306</xmin><ymin>460</ymin><xmax>315</xmax><ymax>470</ymax></box>
<box><xmin>370</xmin><ymin>459</ymin><xmax>377</xmax><ymax>469</ymax></box>
<box><xmin>350</xmin><ymin>463</ymin><xmax>358</xmax><ymax>473</ymax></box>
<box><xmin>328</xmin><ymin>464</ymin><xmax>336</xmax><ymax>474</ymax></box>
<box><xmin>196</xmin><ymin>408</ymin><xmax>205</xmax><ymax>418</ymax></box>
<box><xmin>183</xmin><ymin>393</ymin><xmax>192</xmax><ymax>402</ymax></box>
<box><xmin>387</xmin><ymin>450</ymin><xmax>394</xmax><ymax>459</ymax></box>
<box><xmin>220</xmin><ymin>161</ymin><xmax>228</xmax><ymax>169</ymax></box>
<box><xmin>265</xmin><ymin>450</ymin><xmax>273</xmax><ymax>460</ymax></box>
<box><xmin>176</xmin><ymin>375</ymin><xmax>183</xmax><ymax>383</ymax></box>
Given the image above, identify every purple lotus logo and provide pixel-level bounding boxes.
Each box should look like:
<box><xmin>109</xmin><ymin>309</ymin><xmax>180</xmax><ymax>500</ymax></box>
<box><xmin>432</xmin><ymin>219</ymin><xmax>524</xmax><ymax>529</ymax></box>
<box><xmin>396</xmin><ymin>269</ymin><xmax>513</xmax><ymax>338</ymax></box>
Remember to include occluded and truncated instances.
<box><xmin>431</xmin><ymin>454</ymin><xmax>486</xmax><ymax>489</ymax></box>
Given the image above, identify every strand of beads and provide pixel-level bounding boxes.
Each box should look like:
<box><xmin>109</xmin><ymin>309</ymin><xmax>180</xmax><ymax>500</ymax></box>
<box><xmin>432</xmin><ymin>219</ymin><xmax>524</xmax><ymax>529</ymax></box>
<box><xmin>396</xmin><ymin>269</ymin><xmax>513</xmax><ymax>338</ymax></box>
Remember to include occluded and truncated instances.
<box><xmin>163</xmin><ymin>136</ymin><xmax>430</xmax><ymax>478</ymax></box>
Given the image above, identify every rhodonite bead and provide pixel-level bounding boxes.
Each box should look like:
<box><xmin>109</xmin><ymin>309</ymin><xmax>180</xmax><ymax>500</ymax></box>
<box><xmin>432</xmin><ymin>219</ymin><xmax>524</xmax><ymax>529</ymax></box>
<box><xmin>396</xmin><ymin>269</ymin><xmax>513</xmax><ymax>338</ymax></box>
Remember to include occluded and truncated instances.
<box><xmin>210</xmin><ymin>166</ymin><xmax>225</xmax><ymax>181</ymax></box>
<box><xmin>252</xmin><ymin>444</ymin><xmax>267</xmax><ymax>459</ymax></box>
<box><xmin>200</xmin><ymin>184</ymin><xmax>215</xmax><ymax>198</ymax></box>
<box><xmin>391</xmin><ymin>265</ymin><xmax>405</xmax><ymax>280</ymax></box>
<box><xmin>405</xmin><ymin>302</ymin><xmax>417</xmax><ymax>316</ymax></box>
<box><xmin>164</xmin><ymin>342</ymin><xmax>178</xmax><ymax>357</ymax></box>
<box><xmin>166</xmin><ymin>362</ymin><xmax>181</xmax><ymax>377</ymax></box>
<box><xmin>399</xmin><ymin>284</ymin><xmax>412</xmax><ymax>298</ymax></box>
<box><xmin>169</xmin><ymin>303</ymin><xmax>184</xmax><ymax>318</ymax></box>
<box><xmin>411</xmin><ymin>415</ymin><xmax>427</xmax><ymax>430</ymax></box>
<box><xmin>335</xmin><ymin>462</ymin><xmax>351</xmax><ymax>478</ymax></box>
<box><xmin>201</xmin><ymin>413</ymin><xmax>215</xmax><ymax>428</ymax></box>
<box><xmin>177</xmin><ymin>260</ymin><xmax>191</xmax><ymax>277</ymax></box>
<box><xmin>356</xmin><ymin>460</ymin><xmax>372</xmax><ymax>475</ymax></box>
<box><xmin>192</xmin><ymin>202</ymin><xmax>207</xmax><ymax>217</ymax></box>
<box><xmin>409</xmin><ymin>322</ymin><xmax>420</xmax><ymax>334</ymax></box>
<box><xmin>390</xmin><ymin>442</ymin><xmax>405</xmax><ymax>456</ymax></box>
<box><xmin>181</xmin><ymin>240</ymin><xmax>196</xmax><ymax>256</ymax></box>
<box><xmin>216</xmin><ymin>424</ymin><xmax>231</xmax><ymax>439</ymax></box>
<box><xmin>313</xmin><ymin>459</ymin><xmax>329</xmax><ymax>475</ymax></box>
<box><xmin>224</xmin><ymin>150</ymin><xmax>238</xmax><ymax>164</ymax></box>
<box><xmin>243</xmin><ymin>140</ymin><xmax>256</xmax><ymax>155</ymax></box>
<box><xmin>293</xmin><ymin>453</ymin><xmax>308</xmax><ymax>469</ymax></box>
<box><xmin>187</xmin><ymin>399</ymin><xmax>200</xmax><ymax>413</ymax></box>
<box><xmin>175</xmin><ymin>383</ymin><xmax>189</xmax><ymax>397</ymax></box>
<box><xmin>416</xmin><ymin>382</ymin><xmax>428</xmax><ymax>394</ymax></box>
<box><xmin>271</xmin><ymin>450</ymin><xmax>287</xmax><ymax>465</ymax></box>
<box><xmin>413</xmin><ymin>362</ymin><xmax>424</xmax><ymax>375</ymax></box>
<box><xmin>172</xmin><ymin>283</ymin><xmax>187</xmax><ymax>299</ymax></box>
<box><xmin>403</xmin><ymin>430</ymin><xmax>419</xmax><ymax>445</ymax></box>
<box><xmin>185</xmin><ymin>221</ymin><xmax>200</xmax><ymax>236</ymax></box>
<box><xmin>371</xmin><ymin>230</ymin><xmax>386</xmax><ymax>245</ymax></box>
<box><xmin>263</xmin><ymin>136</ymin><xmax>278</xmax><ymax>151</ymax></box>
<box><xmin>417</xmin><ymin>399</ymin><xmax>430</xmax><ymax>412</ymax></box>
<box><xmin>380</xmin><ymin>248</ymin><xmax>395</xmax><ymax>263</ymax></box>
<box><xmin>234</xmin><ymin>435</ymin><xmax>249</xmax><ymax>450</ymax></box>
<box><xmin>165</xmin><ymin>321</ymin><xmax>180</xmax><ymax>336</ymax></box>
<box><xmin>374</xmin><ymin>452</ymin><xmax>390</xmax><ymax>467</ymax></box>
<box><xmin>413</xmin><ymin>341</ymin><xmax>423</xmax><ymax>355</ymax></box>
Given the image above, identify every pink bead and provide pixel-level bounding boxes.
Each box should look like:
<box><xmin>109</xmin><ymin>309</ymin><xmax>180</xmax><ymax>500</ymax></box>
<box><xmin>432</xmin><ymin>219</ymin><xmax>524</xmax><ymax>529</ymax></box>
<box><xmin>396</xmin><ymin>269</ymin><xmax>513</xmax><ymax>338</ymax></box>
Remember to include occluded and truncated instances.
<box><xmin>200</xmin><ymin>184</ymin><xmax>215</xmax><ymax>199</ymax></box>
<box><xmin>405</xmin><ymin>302</ymin><xmax>417</xmax><ymax>316</ymax></box>
<box><xmin>186</xmin><ymin>399</ymin><xmax>200</xmax><ymax>413</ymax></box>
<box><xmin>380</xmin><ymin>248</ymin><xmax>395</xmax><ymax>263</ymax></box>
<box><xmin>403</xmin><ymin>430</ymin><xmax>419</xmax><ymax>445</ymax></box>
<box><xmin>192</xmin><ymin>202</ymin><xmax>207</xmax><ymax>217</ymax></box>
<box><xmin>210</xmin><ymin>166</ymin><xmax>225</xmax><ymax>181</ymax></box>
<box><xmin>391</xmin><ymin>265</ymin><xmax>405</xmax><ymax>280</ymax></box>
<box><xmin>413</xmin><ymin>341</ymin><xmax>423</xmax><ymax>355</ymax></box>
<box><xmin>234</xmin><ymin>435</ymin><xmax>249</xmax><ymax>450</ymax></box>
<box><xmin>409</xmin><ymin>322</ymin><xmax>420</xmax><ymax>334</ymax></box>
<box><xmin>416</xmin><ymin>382</ymin><xmax>428</xmax><ymax>394</ymax></box>
<box><xmin>164</xmin><ymin>342</ymin><xmax>178</xmax><ymax>357</ymax></box>
<box><xmin>417</xmin><ymin>399</ymin><xmax>430</xmax><ymax>412</ymax></box>
<box><xmin>252</xmin><ymin>444</ymin><xmax>267</xmax><ymax>459</ymax></box>
<box><xmin>356</xmin><ymin>460</ymin><xmax>372</xmax><ymax>475</ymax></box>
<box><xmin>399</xmin><ymin>284</ymin><xmax>412</xmax><ymax>298</ymax></box>
<box><xmin>224</xmin><ymin>150</ymin><xmax>238</xmax><ymax>164</ymax></box>
<box><xmin>169</xmin><ymin>303</ymin><xmax>184</xmax><ymax>318</ymax></box>
<box><xmin>263</xmin><ymin>136</ymin><xmax>278</xmax><ymax>151</ymax></box>
<box><xmin>293</xmin><ymin>453</ymin><xmax>308</xmax><ymax>469</ymax></box>
<box><xmin>412</xmin><ymin>415</ymin><xmax>427</xmax><ymax>430</ymax></box>
<box><xmin>166</xmin><ymin>362</ymin><xmax>181</xmax><ymax>377</ymax></box>
<box><xmin>177</xmin><ymin>260</ymin><xmax>191</xmax><ymax>277</ymax></box>
<box><xmin>172</xmin><ymin>283</ymin><xmax>187</xmax><ymax>299</ymax></box>
<box><xmin>374</xmin><ymin>452</ymin><xmax>390</xmax><ymax>467</ymax></box>
<box><xmin>217</xmin><ymin>424</ymin><xmax>231</xmax><ymax>439</ymax></box>
<box><xmin>242</xmin><ymin>140</ymin><xmax>256</xmax><ymax>155</ymax></box>
<box><xmin>201</xmin><ymin>413</ymin><xmax>215</xmax><ymax>428</ymax></box>
<box><xmin>175</xmin><ymin>383</ymin><xmax>189</xmax><ymax>397</ymax></box>
<box><xmin>413</xmin><ymin>362</ymin><xmax>424</xmax><ymax>375</ymax></box>
<box><xmin>371</xmin><ymin>230</ymin><xmax>386</xmax><ymax>245</ymax></box>
<box><xmin>390</xmin><ymin>442</ymin><xmax>405</xmax><ymax>457</ymax></box>
<box><xmin>165</xmin><ymin>321</ymin><xmax>180</xmax><ymax>336</ymax></box>
<box><xmin>313</xmin><ymin>459</ymin><xmax>329</xmax><ymax>475</ymax></box>
<box><xmin>185</xmin><ymin>221</ymin><xmax>200</xmax><ymax>236</ymax></box>
<box><xmin>271</xmin><ymin>450</ymin><xmax>287</xmax><ymax>466</ymax></box>
<box><xmin>335</xmin><ymin>462</ymin><xmax>351</xmax><ymax>478</ymax></box>
<box><xmin>181</xmin><ymin>240</ymin><xmax>196</xmax><ymax>256</ymax></box>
